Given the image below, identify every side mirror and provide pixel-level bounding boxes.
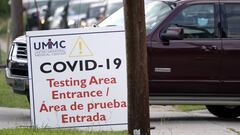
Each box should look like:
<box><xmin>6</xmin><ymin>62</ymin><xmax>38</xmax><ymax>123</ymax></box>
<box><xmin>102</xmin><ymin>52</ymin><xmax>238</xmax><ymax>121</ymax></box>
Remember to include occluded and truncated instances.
<box><xmin>160</xmin><ymin>27</ymin><xmax>184</xmax><ymax>44</ymax></box>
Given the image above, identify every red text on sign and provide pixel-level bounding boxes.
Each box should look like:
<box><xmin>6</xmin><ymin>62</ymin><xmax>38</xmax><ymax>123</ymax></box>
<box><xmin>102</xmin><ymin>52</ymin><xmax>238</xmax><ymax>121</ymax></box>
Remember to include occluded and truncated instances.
<box><xmin>52</xmin><ymin>90</ymin><xmax>103</xmax><ymax>99</ymax></box>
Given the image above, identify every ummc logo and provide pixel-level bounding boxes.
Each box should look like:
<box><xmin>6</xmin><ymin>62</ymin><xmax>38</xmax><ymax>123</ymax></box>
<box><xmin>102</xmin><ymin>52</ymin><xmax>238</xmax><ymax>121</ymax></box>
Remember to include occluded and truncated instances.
<box><xmin>34</xmin><ymin>39</ymin><xmax>66</xmax><ymax>50</ymax></box>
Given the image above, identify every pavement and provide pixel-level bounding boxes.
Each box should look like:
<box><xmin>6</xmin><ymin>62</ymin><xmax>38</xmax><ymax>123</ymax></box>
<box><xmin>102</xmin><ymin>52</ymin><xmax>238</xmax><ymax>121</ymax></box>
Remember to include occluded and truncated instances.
<box><xmin>150</xmin><ymin>105</ymin><xmax>240</xmax><ymax>135</ymax></box>
<box><xmin>0</xmin><ymin>105</ymin><xmax>240</xmax><ymax>135</ymax></box>
<box><xmin>0</xmin><ymin>107</ymin><xmax>30</xmax><ymax>129</ymax></box>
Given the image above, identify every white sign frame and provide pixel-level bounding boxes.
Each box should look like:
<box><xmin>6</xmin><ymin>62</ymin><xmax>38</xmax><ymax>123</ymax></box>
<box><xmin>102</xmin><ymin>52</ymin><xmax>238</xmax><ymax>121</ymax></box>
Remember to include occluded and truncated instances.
<box><xmin>27</xmin><ymin>27</ymin><xmax>127</xmax><ymax>130</ymax></box>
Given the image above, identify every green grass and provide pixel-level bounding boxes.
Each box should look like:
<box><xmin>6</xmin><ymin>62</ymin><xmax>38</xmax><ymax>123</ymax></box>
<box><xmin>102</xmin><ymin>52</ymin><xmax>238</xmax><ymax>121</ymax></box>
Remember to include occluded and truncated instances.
<box><xmin>0</xmin><ymin>70</ymin><xmax>29</xmax><ymax>108</ymax></box>
<box><xmin>174</xmin><ymin>105</ymin><xmax>206</xmax><ymax>112</ymax></box>
<box><xmin>0</xmin><ymin>128</ymin><xmax>127</xmax><ymax>135</ymax></box>
<box><xmin>228</xmin><ymin>128</ymin><xmax>240</xmax><ymax>135</ymax></box>
<box><xmin>0</xmin><ymin>50</ymin><xmax>28</xmax><ymax>108</ymax></box>
<box><xmin>0</xmin><ymin>50</ymin><xmax>6</xmax><ymax>64</ymax></box>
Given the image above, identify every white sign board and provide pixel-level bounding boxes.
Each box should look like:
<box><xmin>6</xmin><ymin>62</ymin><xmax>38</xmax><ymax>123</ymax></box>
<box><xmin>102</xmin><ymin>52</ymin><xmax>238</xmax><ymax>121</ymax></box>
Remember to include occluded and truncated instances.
<box><xmin>27</xmin><ymin>27</ymin><xmax>127</xmax><ymax>130</ymax></box>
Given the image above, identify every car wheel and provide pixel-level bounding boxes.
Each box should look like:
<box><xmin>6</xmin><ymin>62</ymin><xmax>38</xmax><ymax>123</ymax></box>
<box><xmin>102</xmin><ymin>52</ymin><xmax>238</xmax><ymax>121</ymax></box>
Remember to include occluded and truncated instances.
<box><xmin>206</xmin><ymin>105</ymin><xmax>240</xmax><ymax>118</ymax></box>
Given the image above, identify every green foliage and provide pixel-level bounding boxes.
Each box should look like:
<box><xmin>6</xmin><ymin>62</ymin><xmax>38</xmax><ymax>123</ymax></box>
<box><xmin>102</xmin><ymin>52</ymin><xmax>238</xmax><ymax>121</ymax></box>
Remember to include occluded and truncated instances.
<box><xmin>0</xmin><ymin>0</ymin><xmax>10</xmax><ymax>17</ymax></box>
<box><xmin>0</xmin><ymin>50</ymin><xmax>6</xmax><ymax>64</ymax></box>
<box><xmin>0</xmin><ymin>70</ymin><xmax>29</xmax><ymax>108</ymax></box>
<box><xmin>0</xmin><ymin>128</ymin><xmax>127</xmax><ymax>135</ymax></box>
<box><xmin>0</xmin><ymin>17</ymin><xmax>9</xmax><ymax>35</ymax></box>
<box><xmin>0</xmin><ymin>26</ymin><xmax>7</xmax><ymax>35</ymax></box>
<box><xmin>174</xmin><ymin>105</ymin><xmax>206</xmax><ymax>112</ymax></box>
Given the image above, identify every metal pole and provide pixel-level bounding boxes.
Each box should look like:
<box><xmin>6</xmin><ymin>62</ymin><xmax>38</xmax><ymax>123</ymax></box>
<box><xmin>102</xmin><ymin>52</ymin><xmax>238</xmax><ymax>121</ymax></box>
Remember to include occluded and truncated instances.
<box><xmin>123</xmin><ymin>0</ymin><xmax>150</xmax><ymax>135</ymax></box>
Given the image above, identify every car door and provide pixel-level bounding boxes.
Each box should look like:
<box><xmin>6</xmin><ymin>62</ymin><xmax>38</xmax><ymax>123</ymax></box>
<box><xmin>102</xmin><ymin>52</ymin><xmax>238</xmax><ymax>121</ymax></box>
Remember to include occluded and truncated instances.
<box><xmin>149</xmin><ymin>2</ymin><xmax>221</xmax><ymax>95</ymax></box>
<box><xmin>220</xmin><ymin>2</ymin><xmax>240</xmax><ymax>95</ymax></box>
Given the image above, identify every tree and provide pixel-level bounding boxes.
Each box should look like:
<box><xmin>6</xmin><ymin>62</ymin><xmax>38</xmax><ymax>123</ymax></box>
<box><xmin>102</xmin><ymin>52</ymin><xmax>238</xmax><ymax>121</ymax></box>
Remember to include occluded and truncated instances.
<box><xmin>11</xmin><ymin>0</ymin><xmax>23</xmax><ymax>41</ymax></box>
<box><xmin>123</xmin><ymin>0</ymin><xmax>150</xmax><ymax>134</ymax></box>
<box><xmin>0</xmin><ymin>0</ymin><xmax>10</xmax><ymax>17</ymax></box>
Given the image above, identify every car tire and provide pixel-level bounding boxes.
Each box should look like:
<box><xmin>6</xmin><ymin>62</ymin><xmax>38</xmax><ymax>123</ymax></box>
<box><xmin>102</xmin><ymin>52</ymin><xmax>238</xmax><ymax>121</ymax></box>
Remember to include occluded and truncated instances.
<box><xmin>206</xmin><ymin>105</ymin><xmax>240</xmax><ymax>118</ymax></box>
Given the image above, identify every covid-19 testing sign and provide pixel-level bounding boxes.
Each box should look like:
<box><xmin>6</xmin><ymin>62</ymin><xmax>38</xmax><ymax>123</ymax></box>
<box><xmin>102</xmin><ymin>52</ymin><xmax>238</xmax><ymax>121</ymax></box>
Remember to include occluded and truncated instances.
<box><xmin>26</xmin><ymin>27</ymin><xmax>127</xmax><ymax>130</ymax></box>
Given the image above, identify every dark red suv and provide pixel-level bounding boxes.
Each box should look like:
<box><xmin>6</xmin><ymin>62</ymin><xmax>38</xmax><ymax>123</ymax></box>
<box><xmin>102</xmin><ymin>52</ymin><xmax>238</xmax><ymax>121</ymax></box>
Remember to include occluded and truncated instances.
<box><xmin>100</xmin><ymin>0</ymin><xmax>240</xmax><ymax>118</ymax></box>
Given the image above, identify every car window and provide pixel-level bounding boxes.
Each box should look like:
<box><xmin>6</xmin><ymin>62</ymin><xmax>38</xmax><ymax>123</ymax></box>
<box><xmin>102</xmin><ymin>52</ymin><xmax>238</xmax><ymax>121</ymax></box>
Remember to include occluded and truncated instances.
<box><xmin>99</xmin><ymin>1</ymin><xmax>174</xmax><ymax>34</ymax></box>
<box><xmin>68</xmin><ymin>3</ymin><xmax>90</xmax><ymax>16</ymax></box>
<box><xmin>224</xmin><ymin>4</ymin><xmax>240</xmax><ymax>38</ymax></box>
<box><xmin>105</xmin><ymin>2</ymin><xmax>123</xmax><ymax>17</ymax></box>
<box><xmin>169</xmin><ymin>4</ymin><xmax>215</xmax><ymax>39</ymax></box>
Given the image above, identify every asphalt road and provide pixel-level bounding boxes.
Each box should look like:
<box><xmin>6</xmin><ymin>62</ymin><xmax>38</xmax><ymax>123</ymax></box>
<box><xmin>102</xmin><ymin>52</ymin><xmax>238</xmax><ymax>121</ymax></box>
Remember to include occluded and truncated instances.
<box><xmin>0</xmin><ymin>107</ymin><xmax>30</xmax><ymax>129</ymax></box>
<box><xmin>0</xmin><ymin>106</ymin><xmax>239</xmax><ymax>135</ymax></box>
<box><xmin>150</xmin><ymin>105</ymin><xmax>240</xmax><ymax>135</ymax></box>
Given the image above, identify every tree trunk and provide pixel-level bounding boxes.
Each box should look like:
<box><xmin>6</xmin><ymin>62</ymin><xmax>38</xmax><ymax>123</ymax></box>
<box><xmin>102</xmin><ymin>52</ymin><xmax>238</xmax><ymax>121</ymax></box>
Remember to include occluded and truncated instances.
<box><xmin>123</xmin><ymin>0</ymin><xmax>150</xmax><ymax>134</ymax></box>
<box><xmin>11</xmin><ymin>0</ymin><xmax>23</xmax><ymax>41</ymax></box>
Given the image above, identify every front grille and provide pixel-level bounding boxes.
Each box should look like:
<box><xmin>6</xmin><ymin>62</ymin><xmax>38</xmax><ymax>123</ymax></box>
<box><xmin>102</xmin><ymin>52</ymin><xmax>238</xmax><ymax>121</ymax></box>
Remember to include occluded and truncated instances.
<box><xmin>16</xmin><ymin>43</ymin><xmax>27</xmax><ymax>59</ymax></box>
<box><xmin>10</xmin><ymin>69</ymin><xmax>28</xmax><ymax>76</ymax></box>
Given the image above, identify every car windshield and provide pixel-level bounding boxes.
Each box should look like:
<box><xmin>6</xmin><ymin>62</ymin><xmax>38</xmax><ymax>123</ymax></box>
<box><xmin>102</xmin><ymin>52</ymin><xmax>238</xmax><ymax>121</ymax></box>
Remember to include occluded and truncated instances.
<box><xmin>105</xmin><ymin>2</ymin><xmax>123</xmax><ymax>17</ymax></box>
<box><xmin>68</xmin><ymin>3</ymin><xmax>90</xmax><ymax>16</ymax></box>
<box><xmin>99</xmin><ymin>1</ymin><xmax>175</xmax><ymax>33</ymax></box>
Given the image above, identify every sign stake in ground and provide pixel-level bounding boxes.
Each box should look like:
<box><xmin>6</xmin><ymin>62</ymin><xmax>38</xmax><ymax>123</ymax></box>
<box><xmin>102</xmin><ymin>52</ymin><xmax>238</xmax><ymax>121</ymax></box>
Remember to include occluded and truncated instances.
<box><xmin>123</xmin><ymin>0</ymin><xmax>150</xmax><ymax>135</ymax></box>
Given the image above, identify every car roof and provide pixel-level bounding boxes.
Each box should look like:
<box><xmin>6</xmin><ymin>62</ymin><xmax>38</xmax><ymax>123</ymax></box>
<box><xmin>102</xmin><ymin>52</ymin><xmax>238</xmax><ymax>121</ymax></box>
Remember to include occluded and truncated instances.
<box><xmin>14</xmin><ymin>35</ymin><xmax>26</xmax><ymax>44</ymax></box>
<box><xmin>107</xmin><ymin>0</ymin><xmax>122</xmax><ymax>4</ymax></box>
<box><xmin>69</xmin><ymin>0</ymin><xmax>103</xmax><ymax>4</ymax></box>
